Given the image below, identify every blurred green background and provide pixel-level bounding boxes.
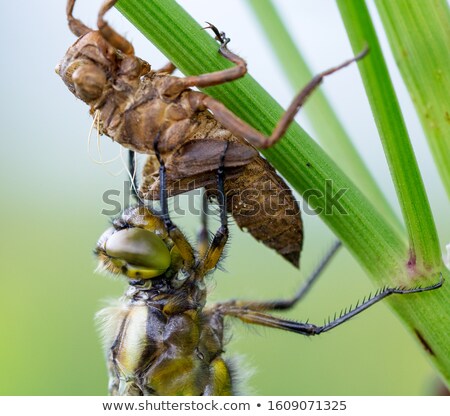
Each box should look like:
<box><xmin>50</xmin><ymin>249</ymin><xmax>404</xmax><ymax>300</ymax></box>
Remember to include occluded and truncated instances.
<box><xmin>0</xmin><ymin>0</ymin><xmax>448</xmax><ymax>395</ymax></box>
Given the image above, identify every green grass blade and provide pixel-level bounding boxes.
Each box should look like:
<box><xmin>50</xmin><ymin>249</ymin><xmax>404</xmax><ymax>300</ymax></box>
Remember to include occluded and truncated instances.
<box><xmin>337</xmin><ymin>0</ymin><xmax>442</xmax><ymax>273</ymax></box>
<box><xmin>375</xmin><ymin>0</ymin><xmax>450</xmax><ymax>200</ymax></box>
<box><xmin>115</xmin><ymin>0</ymin><xmax>450</xmax><ymax>382</ymax></box>
<box><xmin>246</xmin><ymin>0</ymin><xmax>402</xmax><ymax>234</ymax></box>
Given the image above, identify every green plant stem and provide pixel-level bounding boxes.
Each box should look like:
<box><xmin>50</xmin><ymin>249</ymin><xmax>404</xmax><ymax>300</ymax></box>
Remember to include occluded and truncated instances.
<box><xmin>115</xmin><ymin>0</ymin><xmax>450</xmax><ymax>382</ymax></box>
<box><xmin>337</xmin><ymin>0</ymin><xmax>442</xmax><ymax>274</ymax></box>
<box><xmin>246</xmin><ymin>0</ymin><xmax>402</xmax><ymax>235</ymax></box>
<box><xmin>375</xmin><ymin>0</ymin><xmax>450</xmax><ymax>201</ymax></box>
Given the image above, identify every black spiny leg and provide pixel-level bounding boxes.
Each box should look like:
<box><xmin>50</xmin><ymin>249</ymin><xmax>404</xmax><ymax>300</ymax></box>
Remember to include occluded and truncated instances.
<box><xmin>197</xmin><ymin>190</ymin><xmax>210</xmax><ymax>259</ymax></box>
<box><xmin>200</xmin><ymin>143</ymin><xmax>230</xmax><ymax>273</ymax></box>
<box><xmin>217</xmin><ymin>275</ymin><xmax>443</xmax><ymax>336</ymax></box>
<box><xmin>217</xmin><ymin>142</ymin><xmax>229</xmax><ymax>235</ymax></box>
<box><xmin>153</xmin><ymin>133</ymin><xmax>194</xmax><ymax>267</ymax></box>
<box><xmin>214</xmin><ymin>240</ymin><xmax>342</xmax><ymax>313</ymax></box>
<box><xmin>153</xmin><ymin>133</ymin><xmax>171</xmax><ymax>229</ymax></box>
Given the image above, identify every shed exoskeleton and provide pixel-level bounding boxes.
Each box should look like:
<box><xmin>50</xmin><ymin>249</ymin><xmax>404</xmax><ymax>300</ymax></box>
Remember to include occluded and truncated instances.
<box><xmin>57</xmin><ymin>0</ymin><xmax>368</xmax><ymax>268</ymax></box>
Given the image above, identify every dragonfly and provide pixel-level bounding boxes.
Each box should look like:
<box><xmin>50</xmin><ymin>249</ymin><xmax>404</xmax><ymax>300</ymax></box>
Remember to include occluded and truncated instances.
<box><xmin>94</xmin><ymin>151</ymin><xmax>443</xmax><ymax>395</ymax></box>
<box><xmin>57</xmin><ymin>0</ymin><xmax>368</xmax><ymax>268</ymax></box>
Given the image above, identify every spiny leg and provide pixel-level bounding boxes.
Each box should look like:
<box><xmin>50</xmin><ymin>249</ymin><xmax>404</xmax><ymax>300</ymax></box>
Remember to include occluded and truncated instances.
<box><xmin>153</xmin><ymin>133</ymin><xmax>171</xmax><ymax>229</ymax></box>
<box><xmin>200</xmin><ymin>143</ymin><xmax>230</xmax><ymax>273</ymax></box>
<box><xmin>286</xmin><ymin>240</ymin><xmax>342</xmax><ymax>308</ymax></box>
<box><xmin>217</xmin><ymin>275</ymin><xmax>443</xmax><ymax>336</ymax></box>
<box><xmin>265</xmin><ymin>48</ymin><xmax>369</xmax><ymax>147</ymax></box>
<box><xmin>156</xmin><ymin>62</ymin><xmax>177</xmax><ymax>75</ymax></box>
<box><xmin>97</xmin><ymin>0</ymin><xmax>135</xmax><ymax>55</ymax></box>
<box><xmin>197</xmin><ymin>190</ymin><xmax>210</xmax><ymax>259</ymax></box>
<box><xmin>66</xmin><ymin>0</ymin><xmax>92</xmax><ymax>37</ymax></box>
<box><xmin>195</xmin><ymin>24</ymin><xmax>368</xmax><ymax>149</ymax></box>
<box><xmin>153</xmin><ymin>133</ymin><xmax>194</xmax><ymax>267</ymax></box>
<box><xmin>214</xmin><ymin>240</ymin><xmax>342</xmax><ymax>313</ymax></box>
<box><xmin>160</xmin><ymin>24</ymin><xmax>247</xmax><ymax>97</ymax></box>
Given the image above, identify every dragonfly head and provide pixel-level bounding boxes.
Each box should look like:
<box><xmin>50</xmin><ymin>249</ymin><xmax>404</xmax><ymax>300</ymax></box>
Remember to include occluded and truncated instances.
<box><xmin>56</xmin><ymin>32</ymin><xmax>113</xmax><ymax>104</ymax></box>
<box><xmin>56</xmin><ymin>31</ymin><xmax>150</xmax><ymax>105</ymax></box>
<box><xmin>95</xmin><ymin>206</ymin><xmax>177</xmax><ymax>282</ymax></box>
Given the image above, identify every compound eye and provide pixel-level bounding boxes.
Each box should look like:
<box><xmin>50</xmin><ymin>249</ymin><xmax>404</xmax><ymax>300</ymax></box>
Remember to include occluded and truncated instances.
<box><xmin>105</xmin><ymin>228</ymin><xmax>171</xmax><ymax>279</ymax></box>
<box><xmin>72</xmin><ymin>63</ymin><xmax>106</xmax><ymax>101</ymax></box>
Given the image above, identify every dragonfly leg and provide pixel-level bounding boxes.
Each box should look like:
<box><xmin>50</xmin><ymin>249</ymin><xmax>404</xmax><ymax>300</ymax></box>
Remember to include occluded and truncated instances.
<box><xmin>97</xmin><ymin>0</ymin><xmax>135</xmax><ymax>55</ymax></box>
<box><xmin>216</xmin><ymin>275</ymin><xmax>443</xmax><ymax>336</ymax></box>
<box><xmin>197</xmin><ymin>190</ymin><xmax>210</xmax><ymax>259</ymax></box>
<box><xmin>199</xmin><ymin>143</ymin><xmax>230</xmax><ymax>273</ymax></box>
<box><xmin>214</xmin><ymin>240</ymin><xmax>342</xmax><ymax>313</ymax></box>
<box><xmin>155</xmin><ymin>62</ymin><xmax>177</xmax><ymax>75</ymax></box>
<box><xmin>160</xmin><ymin>24</ymin><xmax>247</xmax><ymax>98</ymax></box>
<box><xmin>153</xmin><ymin>133</ymin><xmax>195</xmax><ymax>267</ymax></box>
<box><xmin>200</xmin><ymin>48</ymin><xmax>368</xmax><ymax>149</ymax></box>
<box><xmin>66</xmin><ymin>0</ymin><xmax>92</xmax><ymax>37</ymax></box>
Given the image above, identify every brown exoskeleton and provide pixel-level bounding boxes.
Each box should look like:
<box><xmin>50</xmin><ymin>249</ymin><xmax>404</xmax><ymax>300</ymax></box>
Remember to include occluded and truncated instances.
<box><xmin>56</xmin><ymin>0</ymin><xmax>367</xmax><ymax>267</ymax></box>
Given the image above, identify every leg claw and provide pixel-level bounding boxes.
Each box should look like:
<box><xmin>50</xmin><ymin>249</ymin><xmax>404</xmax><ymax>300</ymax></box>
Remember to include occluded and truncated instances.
<box><xmin>203</xmin><ymin>22</ymin><xmax>230</xmax><ymax>47</ymax></box>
